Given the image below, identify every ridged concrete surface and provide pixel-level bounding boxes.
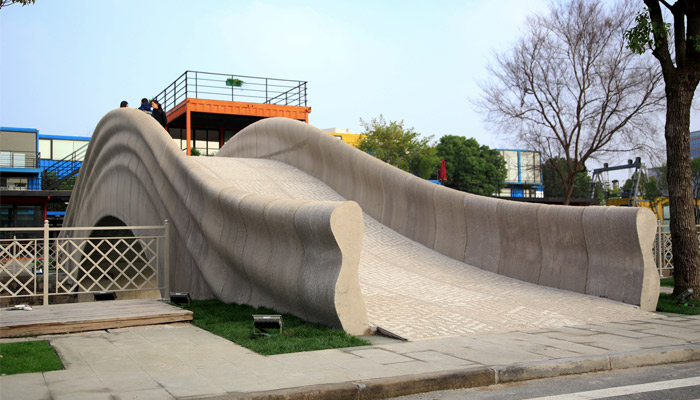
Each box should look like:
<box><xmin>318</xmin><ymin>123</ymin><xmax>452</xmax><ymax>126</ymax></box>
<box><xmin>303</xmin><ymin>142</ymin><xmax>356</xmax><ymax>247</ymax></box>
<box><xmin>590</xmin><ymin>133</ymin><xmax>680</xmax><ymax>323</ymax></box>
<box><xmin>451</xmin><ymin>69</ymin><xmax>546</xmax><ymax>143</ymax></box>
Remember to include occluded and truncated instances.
<box><xmin>63</xmin><ymin>110</ymin><xmax>369</xmax><ymax>335</ymax></box>
<box><xmin>194</xmin><ymin>157</ymin><xmax>656</xmax><ymax>340</ymax></box>
<box><xmin>221</xmin><ymin>118</ymin><xmax>660</xmax><ymax>312</ymax></box>
<box><xmin>64</xmin><ymin>112</ymin><xmax>657</xmax><ymax>340</ymax></box>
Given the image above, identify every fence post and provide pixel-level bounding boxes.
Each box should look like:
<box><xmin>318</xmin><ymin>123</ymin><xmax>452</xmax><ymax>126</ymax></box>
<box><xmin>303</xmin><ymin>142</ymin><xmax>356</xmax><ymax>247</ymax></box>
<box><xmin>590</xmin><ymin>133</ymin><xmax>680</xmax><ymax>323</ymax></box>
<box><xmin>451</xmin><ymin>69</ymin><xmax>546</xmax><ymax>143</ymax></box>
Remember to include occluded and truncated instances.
<box><xmin>163</xmin><ymin>220</ymin><xmax>170</xmax><ymax>299</ymax></box>
<box><xmin>659</xmin><ymin>225</ymin><xmax>662</xmax><ymax>275</ymax></box>
<box><xmin>655</xmin><ymin>222</ymin><xmax>659</xmax><ymax>275</ymax></box>
<box><xmin>43</xmin><ymin>220</ymin><xmax>49</xmax><ymax>306</ymax></box>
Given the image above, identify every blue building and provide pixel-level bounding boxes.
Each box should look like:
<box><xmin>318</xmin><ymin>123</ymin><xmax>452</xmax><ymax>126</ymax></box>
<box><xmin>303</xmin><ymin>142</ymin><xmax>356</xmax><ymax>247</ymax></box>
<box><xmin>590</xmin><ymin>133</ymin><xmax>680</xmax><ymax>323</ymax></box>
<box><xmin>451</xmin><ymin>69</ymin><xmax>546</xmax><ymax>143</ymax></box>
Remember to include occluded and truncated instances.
<box><xmin>494</xmin><ymin>149</ymin><xmax>544</xmax><ymax>199</ymax></box>
<box><xmin>0</xmin><ymin>127</ymin><xmax>42</xmax><ymax>190</ymax></box>
<box><xmin>1</xmin><ymin>127</ymin><xmax>89</xmax><ymax>229</ymax></box>
<box><xmin>691</xmin><ymin>130</ymin><xmax>700</xmax><ymax>159</ymax></box>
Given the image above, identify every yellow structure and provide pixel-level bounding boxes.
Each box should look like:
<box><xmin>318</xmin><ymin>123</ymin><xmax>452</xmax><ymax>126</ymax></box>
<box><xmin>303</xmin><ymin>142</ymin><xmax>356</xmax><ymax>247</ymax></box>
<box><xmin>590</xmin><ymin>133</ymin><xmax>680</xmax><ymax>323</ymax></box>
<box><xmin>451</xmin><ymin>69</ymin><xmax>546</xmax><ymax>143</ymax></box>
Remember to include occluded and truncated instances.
<box><xmin>323</xmin><ymin>128</ymin><xmax>364</xmax><ymax>147</ymax></box>
<box><xmin>606</xmin><ymin>197</ymin><xmax>700</xmax><ymax>225</ymax></box>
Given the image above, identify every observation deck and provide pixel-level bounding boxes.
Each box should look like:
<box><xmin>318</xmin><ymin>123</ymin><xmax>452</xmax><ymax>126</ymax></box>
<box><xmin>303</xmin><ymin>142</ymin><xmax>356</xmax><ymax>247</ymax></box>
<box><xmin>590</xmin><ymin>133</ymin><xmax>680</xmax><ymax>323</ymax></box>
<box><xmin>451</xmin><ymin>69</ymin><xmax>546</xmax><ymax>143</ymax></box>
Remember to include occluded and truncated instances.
<box><xmin>154</xmin><ymin>71</ymin><xmax>310</xmax><ymax>155</ymax></box>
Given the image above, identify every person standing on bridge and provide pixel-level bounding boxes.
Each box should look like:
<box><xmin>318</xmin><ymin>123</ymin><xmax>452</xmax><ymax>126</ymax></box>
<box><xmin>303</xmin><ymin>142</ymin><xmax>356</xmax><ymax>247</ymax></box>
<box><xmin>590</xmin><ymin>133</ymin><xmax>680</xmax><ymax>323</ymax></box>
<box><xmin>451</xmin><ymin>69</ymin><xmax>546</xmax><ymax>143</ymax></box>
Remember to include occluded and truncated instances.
<box><xmin>138</xmin><ymin>98</ymin><xmax>152</xmax><ymax>114</ymax></box>
<box><xmin>150</xmin><ymin>99</ymin><xmax>167</xmax><ymax>128</ymax></box>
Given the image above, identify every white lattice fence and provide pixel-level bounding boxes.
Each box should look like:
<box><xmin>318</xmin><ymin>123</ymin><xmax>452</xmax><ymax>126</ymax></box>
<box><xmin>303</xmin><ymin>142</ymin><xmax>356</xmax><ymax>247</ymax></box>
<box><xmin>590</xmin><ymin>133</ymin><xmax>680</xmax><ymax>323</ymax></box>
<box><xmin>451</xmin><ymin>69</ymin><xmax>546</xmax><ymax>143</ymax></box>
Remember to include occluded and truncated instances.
<box><xmin>0</xmin><ymin>238</ymin><xmax>42</xmax><ymax>298</ymax></box>
<box><xmin>653</xmin><ymin>224</ymin><xmax>700</xmax><ymax>277</ymax></box>
<box><xmin>0</xmin><ymin>221</ymin><xmax>169</xmax><ymax>305</ymax></box>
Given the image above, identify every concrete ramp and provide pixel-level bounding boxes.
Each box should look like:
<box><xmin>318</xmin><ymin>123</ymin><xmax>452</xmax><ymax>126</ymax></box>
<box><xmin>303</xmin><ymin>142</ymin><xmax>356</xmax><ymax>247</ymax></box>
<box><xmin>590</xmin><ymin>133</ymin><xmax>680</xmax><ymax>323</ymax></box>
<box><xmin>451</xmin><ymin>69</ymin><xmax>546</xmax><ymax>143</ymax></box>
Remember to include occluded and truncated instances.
<box><xmin>65</xmin><ymin>111</ymin><xmax>659</xmax><ymax>339</ymax></box>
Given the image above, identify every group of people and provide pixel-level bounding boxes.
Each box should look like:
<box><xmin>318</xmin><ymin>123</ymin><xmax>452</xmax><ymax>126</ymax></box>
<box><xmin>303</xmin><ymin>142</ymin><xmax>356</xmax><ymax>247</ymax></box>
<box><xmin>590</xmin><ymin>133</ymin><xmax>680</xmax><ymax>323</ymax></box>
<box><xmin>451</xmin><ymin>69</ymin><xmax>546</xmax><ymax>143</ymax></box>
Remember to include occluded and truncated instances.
<box><xmin>119</xmin><ymin>98</ymin><xmax>167</xmax><ymax>128</ymax></box>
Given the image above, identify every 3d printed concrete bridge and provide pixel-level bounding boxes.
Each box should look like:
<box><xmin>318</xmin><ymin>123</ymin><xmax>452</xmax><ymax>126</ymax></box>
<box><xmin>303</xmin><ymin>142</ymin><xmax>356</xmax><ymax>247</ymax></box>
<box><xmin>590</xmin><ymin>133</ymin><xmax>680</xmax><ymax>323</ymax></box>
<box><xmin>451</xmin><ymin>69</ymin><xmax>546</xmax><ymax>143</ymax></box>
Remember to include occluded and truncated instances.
<box><xmin>64</xmin><ymin>109</ymin><xmax>660</xmax><ymax>340</ymax></box>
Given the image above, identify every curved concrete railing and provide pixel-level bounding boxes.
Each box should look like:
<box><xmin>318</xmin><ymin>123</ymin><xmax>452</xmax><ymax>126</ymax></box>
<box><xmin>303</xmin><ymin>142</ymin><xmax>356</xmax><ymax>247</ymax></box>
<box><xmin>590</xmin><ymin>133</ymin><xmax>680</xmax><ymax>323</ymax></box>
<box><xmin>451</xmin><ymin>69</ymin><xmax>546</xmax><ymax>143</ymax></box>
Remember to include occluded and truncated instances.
<box><xmin>64</xmin><ymin>109</ymin><xmax>370</xmax><ymax>335</ymax></box>
<box><xmin>219</xmin><ymin>118</ymin><xmax>660</xmax><ymax>311</ymax></box>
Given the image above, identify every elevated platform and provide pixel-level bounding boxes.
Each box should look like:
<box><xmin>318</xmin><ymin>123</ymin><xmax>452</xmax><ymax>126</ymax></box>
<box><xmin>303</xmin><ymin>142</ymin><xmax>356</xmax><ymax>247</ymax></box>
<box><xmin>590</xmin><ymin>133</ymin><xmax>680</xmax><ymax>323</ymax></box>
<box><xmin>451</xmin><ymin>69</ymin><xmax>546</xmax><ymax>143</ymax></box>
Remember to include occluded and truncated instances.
<box><xmin>155</xmin><ymin>71</ymin><xmax>311</xmax><ymax>155</ymax></box>
<box><xmin>167</xmin><ymin>98</ymin><xmax>310</xmax><ymax>127</ymax></box>
<box><xmin>0</xmin><ymin>299</ymin><xmax>193</xmax><ymax>338</ymax></box>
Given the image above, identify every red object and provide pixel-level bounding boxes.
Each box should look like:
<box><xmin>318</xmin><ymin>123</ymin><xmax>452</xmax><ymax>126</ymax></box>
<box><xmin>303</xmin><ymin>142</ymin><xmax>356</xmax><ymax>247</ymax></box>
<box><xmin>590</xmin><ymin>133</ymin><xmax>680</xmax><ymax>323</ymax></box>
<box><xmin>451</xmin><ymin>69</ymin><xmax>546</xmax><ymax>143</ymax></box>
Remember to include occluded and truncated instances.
<box><xmin>439</xmin><ymin>159</ymin><xmax>447</xmax><ymax>183</ymax></box>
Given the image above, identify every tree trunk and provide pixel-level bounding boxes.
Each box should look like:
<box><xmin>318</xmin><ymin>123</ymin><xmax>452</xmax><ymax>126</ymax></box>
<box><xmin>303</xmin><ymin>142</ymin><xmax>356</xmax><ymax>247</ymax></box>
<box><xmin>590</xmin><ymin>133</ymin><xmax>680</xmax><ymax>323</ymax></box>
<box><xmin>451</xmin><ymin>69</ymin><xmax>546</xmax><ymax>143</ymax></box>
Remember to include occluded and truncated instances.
<box><xmin>562</xmin><ymin>167</ymin><xmax>578</xmax><ymax>206</ymax></box>
<box><xmin>562</xmin><ymin>177</ymin><xmax>575</xmax><ymax>206</ymax></box>
<box><xmin>666</xmin><ymin>81</ymin><xmax>700</xmax><ymax>298</ymax></box>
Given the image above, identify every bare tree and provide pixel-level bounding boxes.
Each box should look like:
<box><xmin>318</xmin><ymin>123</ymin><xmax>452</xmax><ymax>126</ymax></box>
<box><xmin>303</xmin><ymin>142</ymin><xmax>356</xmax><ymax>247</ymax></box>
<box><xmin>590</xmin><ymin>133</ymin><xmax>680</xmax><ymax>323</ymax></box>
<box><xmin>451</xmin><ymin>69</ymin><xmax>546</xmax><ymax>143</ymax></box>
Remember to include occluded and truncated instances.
<box><xmin>478</xmin><ymin>0</ymin><xmax>664</xmax><ymax>205</ymax></box>
<box><xmin>627</xmin><ymin>0</ymin><xmax>700</xmax><ymax>299</ymax></box>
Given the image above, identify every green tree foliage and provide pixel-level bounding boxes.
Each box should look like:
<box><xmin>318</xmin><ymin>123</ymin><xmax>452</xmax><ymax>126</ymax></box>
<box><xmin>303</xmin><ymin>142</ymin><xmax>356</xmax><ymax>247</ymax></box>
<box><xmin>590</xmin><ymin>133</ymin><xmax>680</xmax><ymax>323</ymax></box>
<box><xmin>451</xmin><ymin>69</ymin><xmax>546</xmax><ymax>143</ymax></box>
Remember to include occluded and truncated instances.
<box><xmin>643</xmin><ymin>176</ymin><xmax>664</xmax><ymax>219</ymax></box>
<box><xmin>648</xmin><ymin>164</ymin><xmax>669</xmax><ymax>197</ymax></box>
<box><xmin>357</xmin><ymin>116</ymin><xmax>439</xmax><ymax>179</ymax></box>
<box><xmin>542</xmin><ymin>158</ymin><xmax>591</xmax><ymax>199</ymax></box>
<box><xmin>0</xmin><ymin>0</ymin><xmax>35</xmax><ymax>10</ymax></box>
<box><xmin>619</xmin><ymin>164</ymin><xmax>667</xmax><ymax>219</ymax></box>
<box><xmin>626</xmin><ymin>0</ymin><xmax>700</xmax><ymax>299</ymax></box>
<box><xmin>43</xmin><ymin>171</ymin><xmax>77</xmax><ymax>191</ymax></box>
<box><xmin>622</xmin><ymin>171</ymin><xmax>663</xmax><ymax>201</ymax></box>
<box><xmin>644</xmin><ymin>176</ymin><xmax>662</xmax><ymax>200</ymax></box>
<box><xmin>58</xmin><ymin>176</ymin><xmax>77</xmax><ymax>190</ymax></box>
<box><xmin>435</xmin><ymin>135</ymin><xmax>506</xmax><ymax>196</ymax></box>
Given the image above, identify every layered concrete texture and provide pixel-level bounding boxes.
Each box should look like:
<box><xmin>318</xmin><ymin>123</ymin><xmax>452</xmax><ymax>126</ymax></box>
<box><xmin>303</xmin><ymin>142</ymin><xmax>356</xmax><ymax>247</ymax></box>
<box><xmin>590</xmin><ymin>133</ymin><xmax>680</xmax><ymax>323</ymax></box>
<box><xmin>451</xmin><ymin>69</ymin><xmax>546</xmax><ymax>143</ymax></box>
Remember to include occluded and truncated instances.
<box><xmin>219</xmin><ymin>117</ymin><xmax>659</xmax><ymax>312</ymax></box>
<box><xmin>64</xmin><ymin>110</ymin><xmax>368</xmax><ymax>335</ymax></box>
<box><xmin>65</xmin><ymin>111</ymin><xmax>658</xmax><ymax>340</ymax></box>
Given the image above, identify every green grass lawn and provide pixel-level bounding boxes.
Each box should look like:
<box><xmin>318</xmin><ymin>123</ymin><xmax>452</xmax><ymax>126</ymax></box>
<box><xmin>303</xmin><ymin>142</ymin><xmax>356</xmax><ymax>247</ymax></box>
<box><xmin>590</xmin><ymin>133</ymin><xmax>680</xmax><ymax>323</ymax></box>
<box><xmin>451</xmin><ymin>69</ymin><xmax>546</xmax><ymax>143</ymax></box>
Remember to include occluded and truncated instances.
<box><xmin>182</xmin><ymin>299</ymin><xmax>370</xmax><ymax>355</ymax></box>
<box><xmin>0</xmin><ymin>340</ymin><xmax>63</xmax><ymax>375</ymax></box>
<box><xmin>657</xmin><ymin>293</ymin><xmax>700</xmax><ymax>315</ymax></box>
<box><xmin>657</xmin><ymin>276</ymin><xmax>700</xmax><ymax>315</ymax></box>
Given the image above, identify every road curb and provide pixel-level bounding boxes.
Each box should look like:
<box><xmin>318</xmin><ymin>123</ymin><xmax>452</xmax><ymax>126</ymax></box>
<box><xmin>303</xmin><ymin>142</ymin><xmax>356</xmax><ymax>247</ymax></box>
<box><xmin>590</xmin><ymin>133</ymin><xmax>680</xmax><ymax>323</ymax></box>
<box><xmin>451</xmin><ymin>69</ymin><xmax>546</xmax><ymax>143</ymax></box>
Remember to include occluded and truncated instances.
<box><xmin>494</xmin><ymin>354</ymin><xmax>611</xmax><ymax>383</ymax></box>
<box><xmin>495</xmin><ymin>345</ymin><xmax>700</xmax><ymax>384</ymax></box>
<box><xmin>608</xmin><ymin>344</ymin><xmax>700</xmax><ymax>369</ymax></box>
<box><xmin>199</xmin><ymin>367</ymin><xmax>495</xmax><ymax>400</ymax></box>
<box><xmin>191</xmin><ymin>344</ymin><xmax>700</xmax><ymax>400</ymax></box>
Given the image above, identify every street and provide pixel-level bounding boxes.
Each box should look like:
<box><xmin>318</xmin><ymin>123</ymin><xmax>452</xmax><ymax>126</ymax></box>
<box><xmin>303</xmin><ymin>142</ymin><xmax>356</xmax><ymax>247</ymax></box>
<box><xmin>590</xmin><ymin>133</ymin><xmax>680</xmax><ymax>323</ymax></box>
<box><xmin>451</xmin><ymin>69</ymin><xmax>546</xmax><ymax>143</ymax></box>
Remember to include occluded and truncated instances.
<box><xmin>392</xmin><ymin>361</ymin><xmax>700</xmax><ymax>399</ymax></box>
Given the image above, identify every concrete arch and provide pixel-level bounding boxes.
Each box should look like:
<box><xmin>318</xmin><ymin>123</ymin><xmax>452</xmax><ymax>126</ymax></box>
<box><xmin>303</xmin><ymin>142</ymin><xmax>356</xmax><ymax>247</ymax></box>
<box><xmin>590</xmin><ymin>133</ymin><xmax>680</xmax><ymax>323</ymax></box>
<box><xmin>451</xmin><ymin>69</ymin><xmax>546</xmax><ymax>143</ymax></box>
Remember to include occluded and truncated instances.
<box><xmin>64</xmin><ymin>109</ymin><xmax>369</xmax><ymax>335</ymax></box>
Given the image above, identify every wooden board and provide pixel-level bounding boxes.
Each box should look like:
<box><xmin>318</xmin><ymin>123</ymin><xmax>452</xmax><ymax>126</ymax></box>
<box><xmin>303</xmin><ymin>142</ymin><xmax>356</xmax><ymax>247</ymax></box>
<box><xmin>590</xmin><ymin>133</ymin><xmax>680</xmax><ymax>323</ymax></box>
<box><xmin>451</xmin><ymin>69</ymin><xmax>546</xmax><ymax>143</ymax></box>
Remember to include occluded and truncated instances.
<box><xmin>0</xmin><ymin>299</ymin><xmax>193</xmax><ymax>338</ymax></box>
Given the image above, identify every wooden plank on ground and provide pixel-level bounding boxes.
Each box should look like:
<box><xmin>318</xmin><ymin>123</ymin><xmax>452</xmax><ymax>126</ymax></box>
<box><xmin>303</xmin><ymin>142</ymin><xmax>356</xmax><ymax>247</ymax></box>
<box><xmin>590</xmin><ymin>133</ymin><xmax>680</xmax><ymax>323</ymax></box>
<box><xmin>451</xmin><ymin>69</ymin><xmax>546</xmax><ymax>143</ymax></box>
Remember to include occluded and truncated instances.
<box><xmin>0</xmin><ymin>299</ymin><xmax>192</xmax><ymax>338</ymax></box>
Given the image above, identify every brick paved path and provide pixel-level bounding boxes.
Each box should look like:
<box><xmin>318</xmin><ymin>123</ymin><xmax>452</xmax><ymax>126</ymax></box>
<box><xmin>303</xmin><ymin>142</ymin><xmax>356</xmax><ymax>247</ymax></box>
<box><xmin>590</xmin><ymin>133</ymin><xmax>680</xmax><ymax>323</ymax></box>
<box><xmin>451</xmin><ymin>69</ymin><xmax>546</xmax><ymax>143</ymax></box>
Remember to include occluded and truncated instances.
<box><xmin>196</xmin><ymin>158</ymin><xmax>656</xmax><ymax>340</ymax></box>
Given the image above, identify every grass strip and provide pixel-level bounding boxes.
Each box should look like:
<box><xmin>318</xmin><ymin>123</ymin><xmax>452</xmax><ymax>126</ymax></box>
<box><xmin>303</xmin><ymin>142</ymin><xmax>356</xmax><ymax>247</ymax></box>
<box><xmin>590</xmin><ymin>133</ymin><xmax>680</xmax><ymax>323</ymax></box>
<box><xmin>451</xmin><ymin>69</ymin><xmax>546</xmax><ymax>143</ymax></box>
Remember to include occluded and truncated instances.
<box><xmin>0</xmin><ymin>340</ymin><xmax>63</xmax><ymax>375</ymax></box>
<box><xmin>660</xmin><ymin>277</ymin><xmax>674</xmax><ymax>287</ymax></box>
<box><xmin>657</xmin><ymin>293</ymin><xmax>700</xmax><ymax>315</ymax></box>
<box><xmin>183</xmin><ymin>299</ymin><xmax>370</xmax><ymax>355</ymax></box>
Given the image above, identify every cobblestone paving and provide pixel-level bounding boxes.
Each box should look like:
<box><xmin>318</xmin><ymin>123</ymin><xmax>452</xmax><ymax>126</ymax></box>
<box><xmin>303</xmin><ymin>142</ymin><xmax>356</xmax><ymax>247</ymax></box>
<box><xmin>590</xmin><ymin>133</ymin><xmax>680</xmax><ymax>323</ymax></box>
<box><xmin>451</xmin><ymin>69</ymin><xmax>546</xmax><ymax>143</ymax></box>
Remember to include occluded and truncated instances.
<box><xmin>195</xmin><ymin>157</ymin><xmax>657</xmax><ymax>340</ymax></box>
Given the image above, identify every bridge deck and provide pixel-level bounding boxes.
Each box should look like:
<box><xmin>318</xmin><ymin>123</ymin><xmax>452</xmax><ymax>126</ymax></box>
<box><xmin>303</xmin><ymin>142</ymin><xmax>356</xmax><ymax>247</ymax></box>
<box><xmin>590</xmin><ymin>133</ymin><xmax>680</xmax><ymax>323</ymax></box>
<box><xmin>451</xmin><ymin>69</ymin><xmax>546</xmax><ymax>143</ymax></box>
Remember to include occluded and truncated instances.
<box><xmin>194</xmin><ymin>157</ymin><xmax>658</xmax><ymax>340</ymax></box>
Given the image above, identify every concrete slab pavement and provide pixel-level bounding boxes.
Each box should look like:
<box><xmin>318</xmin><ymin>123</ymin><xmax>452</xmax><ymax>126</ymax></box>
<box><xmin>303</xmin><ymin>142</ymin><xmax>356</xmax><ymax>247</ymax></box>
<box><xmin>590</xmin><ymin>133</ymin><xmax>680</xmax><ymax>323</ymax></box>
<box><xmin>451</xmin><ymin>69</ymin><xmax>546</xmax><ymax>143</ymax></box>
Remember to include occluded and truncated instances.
<box><xmin>2</xmin><ymin>315</ymin><xmax>700</xmax><ymax>400</ymax></box>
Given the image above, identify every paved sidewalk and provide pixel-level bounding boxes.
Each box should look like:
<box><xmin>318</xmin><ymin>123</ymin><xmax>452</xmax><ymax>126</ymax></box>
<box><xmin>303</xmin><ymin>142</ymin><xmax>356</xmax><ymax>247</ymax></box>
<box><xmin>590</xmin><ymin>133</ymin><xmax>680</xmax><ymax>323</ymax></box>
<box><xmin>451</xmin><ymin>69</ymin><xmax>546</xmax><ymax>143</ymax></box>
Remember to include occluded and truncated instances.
<box><xmin>2</xmin><ymin>315</ymin><xmax>699</xmax><ymax>400</ymax></box>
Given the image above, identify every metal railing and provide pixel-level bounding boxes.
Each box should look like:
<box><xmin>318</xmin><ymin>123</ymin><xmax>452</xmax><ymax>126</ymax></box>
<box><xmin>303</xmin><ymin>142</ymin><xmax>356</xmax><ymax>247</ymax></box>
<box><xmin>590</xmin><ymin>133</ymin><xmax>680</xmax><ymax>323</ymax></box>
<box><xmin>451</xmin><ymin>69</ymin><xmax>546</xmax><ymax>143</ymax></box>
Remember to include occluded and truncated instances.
<box><xmin>653</xmin><ymin>223</ymin><xmax>700</xmax><ymax>277</ymax></box>
<box><xmin>154</xmin><ymin>70</ymin><xmax>308</xmax><ymax>113</ymax></box>
<box><xmin>42</xmin><ymin>142</ymin><xmax>89</xmax><ymax>190</ymax></box>
<box><xmin>0</xmin><ymin>220</ymin><xmax>169</xmax><ymax>305</ymax></box>
<box><xmin>0</xmin><ymin>150</ymin><xmax>38</xmax><ymax>168</ymax></box>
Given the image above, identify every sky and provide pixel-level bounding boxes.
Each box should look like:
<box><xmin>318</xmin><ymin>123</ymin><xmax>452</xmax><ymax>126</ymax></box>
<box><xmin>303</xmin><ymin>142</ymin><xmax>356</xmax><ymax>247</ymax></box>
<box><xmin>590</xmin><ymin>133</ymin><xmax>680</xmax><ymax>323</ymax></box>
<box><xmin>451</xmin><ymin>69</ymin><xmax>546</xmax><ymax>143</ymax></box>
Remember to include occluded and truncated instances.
<box><xmin>1</xmin><ymin>0</ymin><xmax>698</xmax><ymax>174</ymax></box>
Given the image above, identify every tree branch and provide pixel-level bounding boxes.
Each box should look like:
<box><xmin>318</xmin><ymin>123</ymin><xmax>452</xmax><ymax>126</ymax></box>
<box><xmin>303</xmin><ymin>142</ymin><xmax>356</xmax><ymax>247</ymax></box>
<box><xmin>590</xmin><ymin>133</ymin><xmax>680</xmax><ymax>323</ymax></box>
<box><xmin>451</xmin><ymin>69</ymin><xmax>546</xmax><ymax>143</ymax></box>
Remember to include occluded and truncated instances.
<box><xmin>673</xmin><ymin>3</ymin><xmax>687</xmax><ymax>67</ymax></box>
<box><xmin>644</xmin><ymin>0</ymin><xmax>676</xmax><ymax>74</ymax></box>
<box><xmin>659</xmin><ymin>0</ymin><xmax>673</xmax><ymax>11</ymax></box>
